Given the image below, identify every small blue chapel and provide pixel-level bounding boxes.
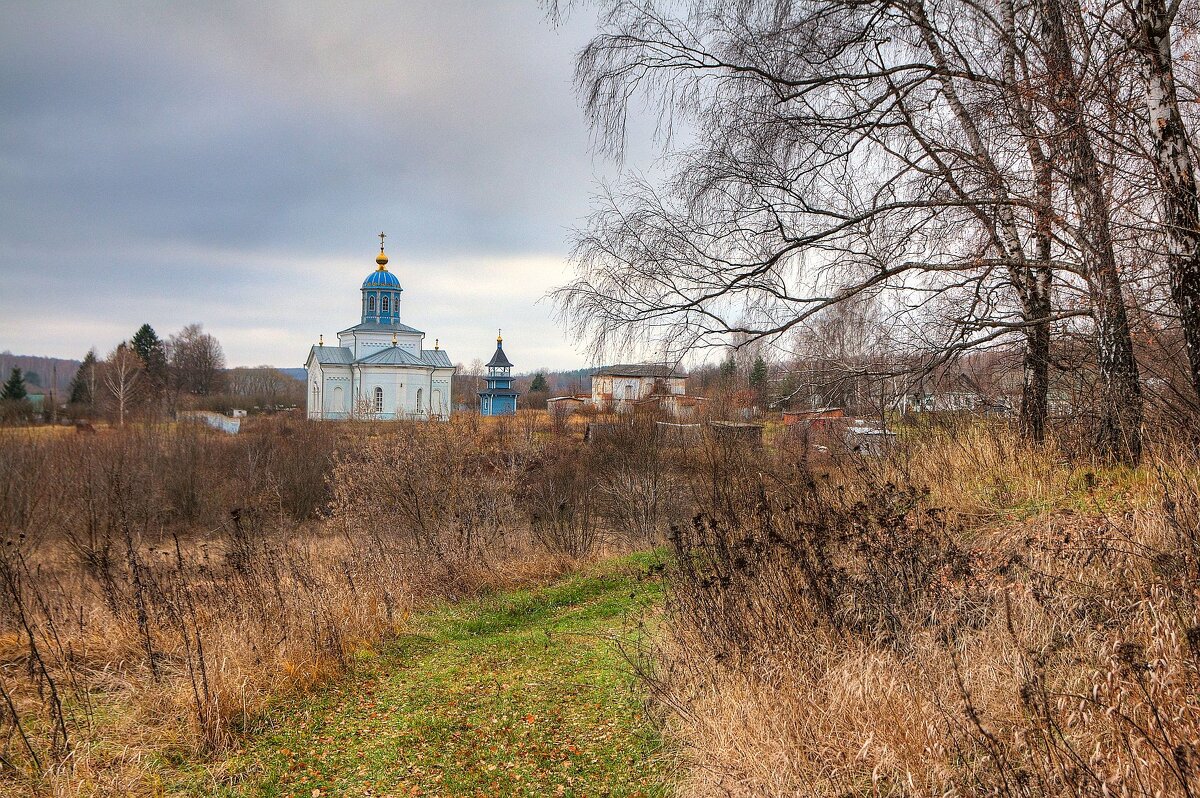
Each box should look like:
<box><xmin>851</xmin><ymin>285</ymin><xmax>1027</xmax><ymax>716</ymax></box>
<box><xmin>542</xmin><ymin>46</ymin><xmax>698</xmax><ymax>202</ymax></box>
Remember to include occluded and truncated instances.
<box><xmin>478</xmin><ymin>331</ymin><xmax>518</xmax><ymax>416</ymax></box>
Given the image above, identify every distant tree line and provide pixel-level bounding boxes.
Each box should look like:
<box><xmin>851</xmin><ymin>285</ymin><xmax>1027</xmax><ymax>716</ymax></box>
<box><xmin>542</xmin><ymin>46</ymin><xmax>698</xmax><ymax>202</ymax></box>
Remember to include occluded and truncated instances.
<box><xmin>0</xmin><ymin>322</ymin><xmax>303</xmax><ymax>427</ymax></box>
<box><xmin>61</xmin><ymin>323</ymin><xmax>226</xmax><ymax>425</ymax></box>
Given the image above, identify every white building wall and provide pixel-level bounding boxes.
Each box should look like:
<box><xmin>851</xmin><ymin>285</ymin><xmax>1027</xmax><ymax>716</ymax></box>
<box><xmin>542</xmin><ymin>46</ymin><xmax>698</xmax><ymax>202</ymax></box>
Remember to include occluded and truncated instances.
<box><xmin>322</xmin><ymin>369</ymin><xmax>352</xmax><ymax>418</ymax></box>
<box><xmin>307</xmin><ymin>347</ymin><xmax>454</xmax><ymax>422</ymax></box>
<box><xmin>353</xmin><ymin>366</ymin><xmax>451</xmax><ymax>420</ymax></box>
<box><xmin>338</xmin><ymin>330</ymin><xmax>424</xmax><ymax>360</ymax></box>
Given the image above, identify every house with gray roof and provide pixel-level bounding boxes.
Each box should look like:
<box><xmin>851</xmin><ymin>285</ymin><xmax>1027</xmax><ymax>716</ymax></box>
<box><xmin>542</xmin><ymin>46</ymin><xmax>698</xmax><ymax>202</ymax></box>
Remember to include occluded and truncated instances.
<box><xmin>590</xmin><ymin>363</ymin><xmax>687</xmax><ymax>412</ymax></box>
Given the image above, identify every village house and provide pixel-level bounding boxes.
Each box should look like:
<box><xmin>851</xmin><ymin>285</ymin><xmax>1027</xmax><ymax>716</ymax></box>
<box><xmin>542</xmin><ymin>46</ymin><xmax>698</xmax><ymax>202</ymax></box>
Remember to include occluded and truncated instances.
<box><xmin>590</xmin><ymin>364</ymin><xmax>686</xmax><ymax>412</ymax></box>
<box><xmin>898</xmin><ymin>372</ymin><xmax>1017</xmax><ymax>415</ymax></box>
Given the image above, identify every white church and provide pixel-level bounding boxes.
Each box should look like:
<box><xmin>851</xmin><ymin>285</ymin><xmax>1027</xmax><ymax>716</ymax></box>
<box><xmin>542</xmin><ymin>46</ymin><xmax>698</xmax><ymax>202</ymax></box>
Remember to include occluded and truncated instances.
<box><xmin>306</xmin><ymin>235</ymin><xmax>455</xmax><ymax>420</ymax></box>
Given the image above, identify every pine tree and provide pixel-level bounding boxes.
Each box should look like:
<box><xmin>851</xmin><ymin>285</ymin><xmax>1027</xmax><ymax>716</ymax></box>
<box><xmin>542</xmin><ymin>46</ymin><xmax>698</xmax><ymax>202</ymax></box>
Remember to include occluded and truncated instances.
<box><xmin>719</xmin><ymin>352</ymin><xmax>737</xmax><ymax>384</ymax></box>
<box><xmin>530</xmin><ymin>372</ymin><xmax>548</xmax><ymax>392</ymax></box>
<box><xmin>69</xmin><ymin>349</ymin><xmax>98</xmax><ymax>408</ymax></box>
<box><xmin>749</xmin><ymin>356</ymin><xmax>768</xmax><ymax>390</ymax></box>
<box><xmin>1</xmin><ymin>367</ymin><xmax>28</xmax><ymax>401</ymax></box>
<box><xmin>130</xmin><ymin>324</ymin><xmax>162</xmax><ymax>365</ymax></box>
<box><xmin>131</xmin><ymin>323</ymin><xmax>167</xmax><ymax>411</ymax></box>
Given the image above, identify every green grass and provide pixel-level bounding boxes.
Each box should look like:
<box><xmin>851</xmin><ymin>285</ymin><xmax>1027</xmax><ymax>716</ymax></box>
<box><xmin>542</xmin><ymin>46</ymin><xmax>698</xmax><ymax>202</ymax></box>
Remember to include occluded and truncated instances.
<box><xmin>171</xmin><ymin>553</ymin><xmax>671</xmax><ymax>797</ymax></box>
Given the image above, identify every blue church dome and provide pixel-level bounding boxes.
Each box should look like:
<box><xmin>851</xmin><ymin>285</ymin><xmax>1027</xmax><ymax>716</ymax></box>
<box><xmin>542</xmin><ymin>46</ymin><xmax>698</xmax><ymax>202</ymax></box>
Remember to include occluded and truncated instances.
<box><xmin>362</xmin><ymin>268</ymin><xmax>400</xmax><ymax>288</ymax></box>
<box><xmin>363</xmin><ymin>241</ymin><xmax>401</xmax><ymax>288</ymax></box>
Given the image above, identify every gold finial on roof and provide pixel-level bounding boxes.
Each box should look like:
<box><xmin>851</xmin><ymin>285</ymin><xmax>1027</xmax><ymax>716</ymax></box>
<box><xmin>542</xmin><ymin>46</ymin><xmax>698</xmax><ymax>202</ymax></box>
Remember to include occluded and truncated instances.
<box><xmin>375</xmin><ymin>231</ymin><xmax>389</xmax><ymax>270</ymax></box>
<box><xmin>435</xmin><ymin>338</ymin><xmax>439</xmax><ymax>350</ymax></box>
<box><xmin>391</xmin><ymin>331</ymin><xmax>398</xmax><ymax>347</ymax></box>
<box><xmin>318</xmin><ymin>334</ymin><xmax>324</xmax><ymax>347</ymax></box>
<box><xmin>497</xmin><ymin>328</ymin><xmax>503</xmax><ymax>344</ymax></box>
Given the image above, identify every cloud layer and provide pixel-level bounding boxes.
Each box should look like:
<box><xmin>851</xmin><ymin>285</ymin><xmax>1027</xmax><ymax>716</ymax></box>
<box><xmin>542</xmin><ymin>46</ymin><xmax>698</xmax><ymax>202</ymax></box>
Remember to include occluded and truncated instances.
<box><xmin>0</xmin><ymin>1</ymin><xmax>644</xmax><ymax>370</ymax></box>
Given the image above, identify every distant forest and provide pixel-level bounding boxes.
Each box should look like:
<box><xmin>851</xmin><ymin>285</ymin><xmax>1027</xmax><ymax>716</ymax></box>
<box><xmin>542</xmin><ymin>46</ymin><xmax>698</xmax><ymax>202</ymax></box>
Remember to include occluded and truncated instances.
<box><xmin>0</xmin><ymin>352</ymin><xmax>79</xmax><ymax>395</ymax></box>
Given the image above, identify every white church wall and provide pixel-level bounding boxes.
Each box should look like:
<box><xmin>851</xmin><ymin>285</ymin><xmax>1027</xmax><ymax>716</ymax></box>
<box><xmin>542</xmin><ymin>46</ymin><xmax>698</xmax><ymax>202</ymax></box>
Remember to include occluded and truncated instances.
<box><xmin>339</xmin><ymin>331</ymin><xmax>424</xmax><ymax>360</ymax></box>
<box><xmin>358</xmin><ymin>367</ymin><xmax>425</xmax><ymax>419</ymax></box>
<box><xmin>322</xmin><ymin>371</ymin><xmax>351</xmax><ymax>419</ymax></box>
<box><xmin>307</xmin><ymin>361</ymin><xmax>322</xmax><ymax>419</ymax></box>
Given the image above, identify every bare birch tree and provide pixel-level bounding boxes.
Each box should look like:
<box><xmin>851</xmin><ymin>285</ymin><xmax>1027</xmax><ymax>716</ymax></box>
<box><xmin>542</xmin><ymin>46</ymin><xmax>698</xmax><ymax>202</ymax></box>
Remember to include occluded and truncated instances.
<box><xmin>103</xmin><ymin>343</ymin><xmax>143</xmax><ymax>428</ymax></box>
<box><xmin>553</xmin><ymin>0</ymin><xmax>1087</xmax><ymax>444</ymax></box>
<box><xmin>550</xmin><ymin>0</ymin><xmax>1200</xmax><ymax>459</ymax></box>
<box><xmin>1129</xmin><ymin>0</ymin><xmax>1200</xmax><ymax>403</ymax></box>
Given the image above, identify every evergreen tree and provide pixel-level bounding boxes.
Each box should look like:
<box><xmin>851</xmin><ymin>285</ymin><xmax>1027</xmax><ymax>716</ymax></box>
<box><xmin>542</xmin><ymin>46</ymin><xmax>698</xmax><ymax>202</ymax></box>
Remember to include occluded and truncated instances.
<box><xmin>749</xmin><ymin>356</ymin><xmax>768</xmax><ymax>390</ymax></box>
<box><xmin>529</xmin><ymin>372</ymin><xmax>548</xmax><ymax>392</ymax></box>
<box><xmin>1</xmin><ymin>367</ymin><xmax>27</xmax><ymax>401</ymax></box>
<box><xmin>719</xmin><ymin>352</ymin><xmax>737</xmax><ymax>384</ymax></box>
<box><xmin>130</xmin><ymin>324</ymin><xmax>162</xmax><ymax>365</ymax></box>
<box><xmin>69</xmin><ymin>349</ymin><xmax>98</xmax><ymax>407</ymax></box>
<box><xmin>131</xmin><ymin>323</ymin><xmax>168</xmax><ymax>410</ymax></box>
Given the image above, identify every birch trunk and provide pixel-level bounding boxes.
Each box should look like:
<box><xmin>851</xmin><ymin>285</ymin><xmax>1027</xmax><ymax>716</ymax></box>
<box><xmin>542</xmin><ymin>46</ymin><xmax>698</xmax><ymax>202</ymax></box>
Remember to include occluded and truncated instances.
<box><xmin>1132</xmin><ymin>0</ymin><xmax>1200</xmax><ymax>405</ymax></box>
<box><xmin>911</xmin><ymin>0</ymin><xmax>1055</xmax><ymax>441</ymax></box>
<box><xmin>1041</xmin><ymin>0</ymin><xmax>1144</xmax><ymax>462</ymax></box>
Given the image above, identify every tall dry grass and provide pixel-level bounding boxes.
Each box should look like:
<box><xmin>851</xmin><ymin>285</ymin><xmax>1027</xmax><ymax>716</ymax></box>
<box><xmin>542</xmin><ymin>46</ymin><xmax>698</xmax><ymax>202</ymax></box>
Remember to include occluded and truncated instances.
<box><xmin>0</xmin><ymin>413</ymin><xmax>683</xmax><ymax>796</ymax></box>
<box><xmin>650</xmin><ymin>425</ymin><xmax>1200</xmax><ymax>796</ymax></box>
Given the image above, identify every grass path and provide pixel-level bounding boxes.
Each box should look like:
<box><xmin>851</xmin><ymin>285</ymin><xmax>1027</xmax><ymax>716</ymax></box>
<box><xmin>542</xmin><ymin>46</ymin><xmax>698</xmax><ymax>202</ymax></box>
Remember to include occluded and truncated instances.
<box><xmin>175</xmin><ymin>554</ymin><xmax>670</xmax><ymax>797</ymax></box>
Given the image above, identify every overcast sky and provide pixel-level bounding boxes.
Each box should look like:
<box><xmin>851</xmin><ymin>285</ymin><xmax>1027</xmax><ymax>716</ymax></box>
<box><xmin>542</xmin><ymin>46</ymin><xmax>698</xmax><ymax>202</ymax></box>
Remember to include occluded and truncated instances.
<box><xmin>0</xmin><ymin>1</ymin><xmax>658</xmax><ymax>371</ymax></box>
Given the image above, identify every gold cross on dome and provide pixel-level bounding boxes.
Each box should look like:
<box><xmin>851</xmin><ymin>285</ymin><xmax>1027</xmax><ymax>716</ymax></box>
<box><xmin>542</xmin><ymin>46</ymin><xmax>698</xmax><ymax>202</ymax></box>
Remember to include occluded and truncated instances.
<box><xmin>378</xmin><ymin>231</ymin><xmax>387</xmax><ymax>249</ymax></box>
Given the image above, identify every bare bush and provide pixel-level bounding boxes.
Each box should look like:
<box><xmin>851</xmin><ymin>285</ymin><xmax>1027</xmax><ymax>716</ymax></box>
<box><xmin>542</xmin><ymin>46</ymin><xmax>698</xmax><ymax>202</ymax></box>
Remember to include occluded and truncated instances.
<box><xmin>522</xmin><ymin>438</ymin><xmax>602</xmax><ymax>558</ymax></box>
<box><xmin>328</xmin><ymin>420</ymin><xmax>521</xmax><ymax>581</ymax></box>
<box><xmin>0</xmin><ymin>418</ymin><xmax>548</xmax><ymax>793</ymax></box>
<box><xmin>647</xmin><ymin>429</ymin><xmax>1200</xmax><ymax>796</ymax></box>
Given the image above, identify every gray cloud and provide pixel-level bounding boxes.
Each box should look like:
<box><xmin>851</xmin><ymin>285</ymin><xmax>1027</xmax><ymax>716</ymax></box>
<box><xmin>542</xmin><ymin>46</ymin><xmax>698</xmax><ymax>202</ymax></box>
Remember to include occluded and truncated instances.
<box><xmin>0</xmin><ymin>0</ymin><xmax>650</xmax><ymax>370</ymax></box>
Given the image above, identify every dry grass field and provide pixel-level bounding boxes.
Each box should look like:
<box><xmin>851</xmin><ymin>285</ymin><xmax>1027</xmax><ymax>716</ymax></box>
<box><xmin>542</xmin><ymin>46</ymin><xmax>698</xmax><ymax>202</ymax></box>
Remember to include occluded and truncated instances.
<box><xmin>1</xmin><ymin>412</ymin><xmax>1197</xmax><ymax>796</ymax></box>
<box><xmin>651</xmin><ymin>427</ymin><xmax>1200</xmax><ymax>796</ymax></box>
<box><xmin>0</xmin><ymin>412</ymin><xmax>679</xmax><ymax>795</ymax></box>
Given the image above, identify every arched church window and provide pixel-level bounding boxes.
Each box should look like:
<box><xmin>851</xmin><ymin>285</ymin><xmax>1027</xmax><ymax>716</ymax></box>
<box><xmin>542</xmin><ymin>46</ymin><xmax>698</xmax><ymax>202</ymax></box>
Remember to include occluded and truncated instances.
<box><xmin>416</xmin><ymin>388</ymin><xmax>423</xmax><ymax>412</ymax></box>
<box><xmin>368</xmin><ymin>295</ymin><xmax>376</xmax><ymax>313</ymax></box>
<box><xmin>382</xmin><ymin>295</ymin><xmax>390</xmax><ymax>313</ymax></box>
<box><xmin>373</xmin><ymin>386</ymin><xmax>384</xmax><ymax>412</ymax></box>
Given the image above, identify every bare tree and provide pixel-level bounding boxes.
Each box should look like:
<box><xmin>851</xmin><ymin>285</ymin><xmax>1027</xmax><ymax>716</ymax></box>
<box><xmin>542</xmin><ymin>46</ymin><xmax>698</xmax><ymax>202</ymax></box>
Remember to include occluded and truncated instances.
<box><xmin>226</xmin><ymin>367</ymin><xmax>303</xmax><ymax>407</ymax></box>
<box><xmin>552</xmin><ymin>0</ymin><xmax>1168</xmax><ymax>459</ymax></box>
<box><xmin>1129</xmin><ymin>0</ymin><xmax>1200</xmax><ymax>404</ymax></box>
<box><xmin>1034</xmin><ymin>0</ymin><xmax>1144</xmax><ymax>461</ymax></box>
<box><xmin>169</xmin><ymin>324</ymin><xmax>226</xmax><ymax>398</ymax></box>
<box><xmin>103</xmin><ymin>344</ymin><xmax>143</xmax><ymax>428</ymax></box>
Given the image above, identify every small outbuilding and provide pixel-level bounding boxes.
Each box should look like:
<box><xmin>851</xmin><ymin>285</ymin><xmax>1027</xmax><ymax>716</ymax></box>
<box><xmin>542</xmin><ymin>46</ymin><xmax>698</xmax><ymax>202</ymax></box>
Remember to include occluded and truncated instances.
<box><xmin>590</xmin><ymin>364</ymin><xmax>687</xmax><ymax>411</ymax></box>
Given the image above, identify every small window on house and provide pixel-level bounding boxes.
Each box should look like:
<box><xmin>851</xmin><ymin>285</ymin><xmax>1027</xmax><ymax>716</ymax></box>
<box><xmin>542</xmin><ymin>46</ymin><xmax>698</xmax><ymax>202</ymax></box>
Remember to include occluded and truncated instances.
<box><xmin>382</xmin><ymin>295</ymin><xmax>390</xmax><ymax>313</ymax></box>
<box><xmin>416</xmin><ymin>388</ymin><xmax>423</xmax><ymax>412</ymax></box>
<box><xmin>373</xmin><ymin>386</ymin><xmax>384</xmax><ymax>412</ymax></box>
<box><xmin>369</xmin><ymin>295</ymin><xmax>376</xmax><ymax>313</ymax></box>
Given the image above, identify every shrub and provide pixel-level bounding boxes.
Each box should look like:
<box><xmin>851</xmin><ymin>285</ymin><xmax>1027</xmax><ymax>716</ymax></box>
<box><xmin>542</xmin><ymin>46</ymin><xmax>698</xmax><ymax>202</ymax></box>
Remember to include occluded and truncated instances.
<box><xmin>648</xmin><ymin>428</ymin><xmax>1200</xmax><ymax>797</ymax></box>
